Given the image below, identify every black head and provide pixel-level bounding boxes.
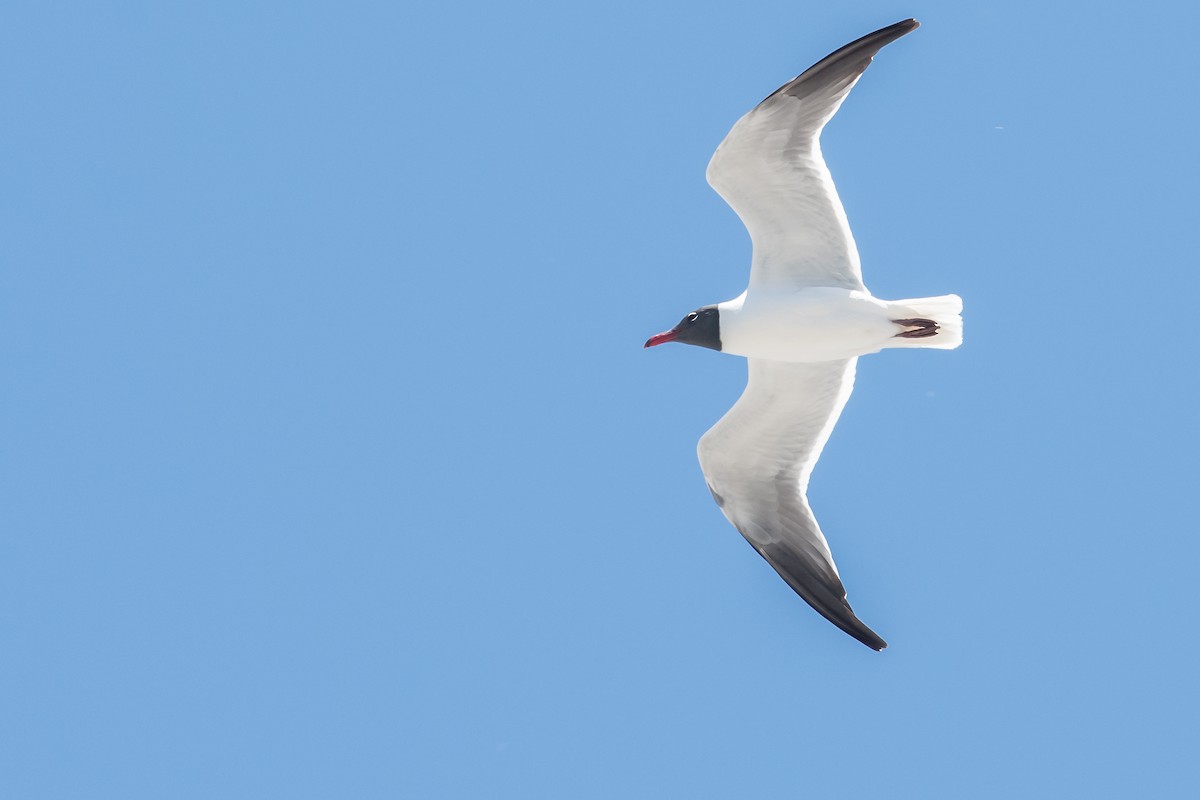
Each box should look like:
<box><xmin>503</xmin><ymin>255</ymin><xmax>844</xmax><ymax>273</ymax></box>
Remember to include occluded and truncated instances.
<box><xmin>644</xmin><ymin>305</ymin><xmax>721</xmax><ymax>351</ymax></box>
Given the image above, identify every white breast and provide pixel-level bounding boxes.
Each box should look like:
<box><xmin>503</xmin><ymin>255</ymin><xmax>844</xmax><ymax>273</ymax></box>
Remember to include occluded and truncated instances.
<box><xmin>718</xmin><ymin>288</ymin><xmax>896</xmax><ymax>362</ymax></box>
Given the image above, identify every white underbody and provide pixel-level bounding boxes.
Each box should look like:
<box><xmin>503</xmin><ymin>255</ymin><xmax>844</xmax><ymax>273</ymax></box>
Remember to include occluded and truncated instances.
<box><xmin>718</xmin><ymin>287</ymin><xmax>962</xmax><ymax>362</ymax></box>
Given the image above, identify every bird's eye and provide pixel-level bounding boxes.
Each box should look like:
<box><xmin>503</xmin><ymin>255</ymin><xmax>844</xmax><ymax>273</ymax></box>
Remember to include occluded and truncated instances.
<box><xmin>687</xmin><ymin>312</ymin><xmax>699</xmax><ymax>323</ymax></box>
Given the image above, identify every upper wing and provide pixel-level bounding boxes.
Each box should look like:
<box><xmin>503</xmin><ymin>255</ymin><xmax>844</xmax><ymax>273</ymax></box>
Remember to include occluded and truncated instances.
<box><xmin>705</xmin><ymin>19</ymin><xmax>919</xmax><ymax>292</ymax></box>
<box><xmin>696</xmin><ymin>357</ymin><xmax>886</xmax><ymax>650</ymax></box>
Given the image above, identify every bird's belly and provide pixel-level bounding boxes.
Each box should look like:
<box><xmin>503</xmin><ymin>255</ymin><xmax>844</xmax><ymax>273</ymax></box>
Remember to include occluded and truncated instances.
<box><xmin>721</xmin><ymin>289</ymin><xmax>895</xmax><ymax>362</ymax></box>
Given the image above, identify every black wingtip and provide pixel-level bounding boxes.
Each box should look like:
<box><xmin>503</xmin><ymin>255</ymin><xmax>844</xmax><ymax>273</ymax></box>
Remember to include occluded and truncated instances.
<box><xmin>804</xmin><ymin>18</ymin><xmax>921</xmax><ymax>77</ymax></box>
<box><xmin>870</xmin><ymin>19</ymin><xmax>921</xmax><ymax>37</ymax></box>
<box><xmin>819</xmin><ymin>596</ymin><xmax>888</xmax><ymax>652</ymax></box>
<box><xmin>759</xmin><ymin>18</ymin><xmax>922</xmax><ymax>109</ymax></box>
<box><xmin>805</xmin><ymin>591</ymin><xmax>888</xmax><ymax>651</ymax></box>
<box><xmin>753</xmin><ymin>541</ymin><xmax>889</xmax><ymax>651</ymax></box>
<box><xmin>857</xmin><ymin>626</ymin><xmax>889</xmax><ymax>652</ymax></box>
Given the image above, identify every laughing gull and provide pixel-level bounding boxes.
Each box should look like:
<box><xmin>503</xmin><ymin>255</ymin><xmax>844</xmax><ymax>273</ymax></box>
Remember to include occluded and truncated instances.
<box><xmin>644</xmin><ymin>19</ymin><xmax>962</xmax><ymax>650</ymax></box>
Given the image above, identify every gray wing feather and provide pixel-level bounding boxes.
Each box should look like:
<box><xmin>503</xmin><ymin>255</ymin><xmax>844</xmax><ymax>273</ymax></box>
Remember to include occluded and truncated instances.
<box><xmin>705</xmin><ymin>19</ymin><xmax>919</xmax><ymax>292</ymax></box>
<box><xmin>697</xmin><ymin>358</ymin><xmax>886</xmax><ymax>650</ymax></box>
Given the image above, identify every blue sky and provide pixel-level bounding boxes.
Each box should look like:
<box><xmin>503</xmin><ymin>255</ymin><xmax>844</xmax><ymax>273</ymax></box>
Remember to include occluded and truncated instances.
<box><xmin>3</xmin><ymin>1</ymin><xmax>1198</xmax><ymax>797</ymax></box>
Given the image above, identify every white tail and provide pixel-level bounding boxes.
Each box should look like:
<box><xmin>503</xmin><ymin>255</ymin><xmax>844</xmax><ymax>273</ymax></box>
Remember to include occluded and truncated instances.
<box><xmin>885</xmin><ymin>294</ymin><xmax>963</xmax><ymax>350</ymax></box>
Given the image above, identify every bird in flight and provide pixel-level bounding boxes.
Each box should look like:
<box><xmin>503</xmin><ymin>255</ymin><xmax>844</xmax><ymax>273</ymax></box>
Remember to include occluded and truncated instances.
<box><xmin>644</xmin><ymin>19</ymin><xmax>961</xmax><ymax>650</ymax></box>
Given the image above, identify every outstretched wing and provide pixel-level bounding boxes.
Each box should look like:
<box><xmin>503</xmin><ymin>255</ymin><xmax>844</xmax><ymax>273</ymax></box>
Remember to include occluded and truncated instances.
<box><xmin>697</xmin><ymin>358</ymin><xmax>886</xmax><ymax>650</ymax></box>
<box><xmin>706</xmin><ymin>19</ymin><xmax>919</xmax><ymax>292</ymax></box>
